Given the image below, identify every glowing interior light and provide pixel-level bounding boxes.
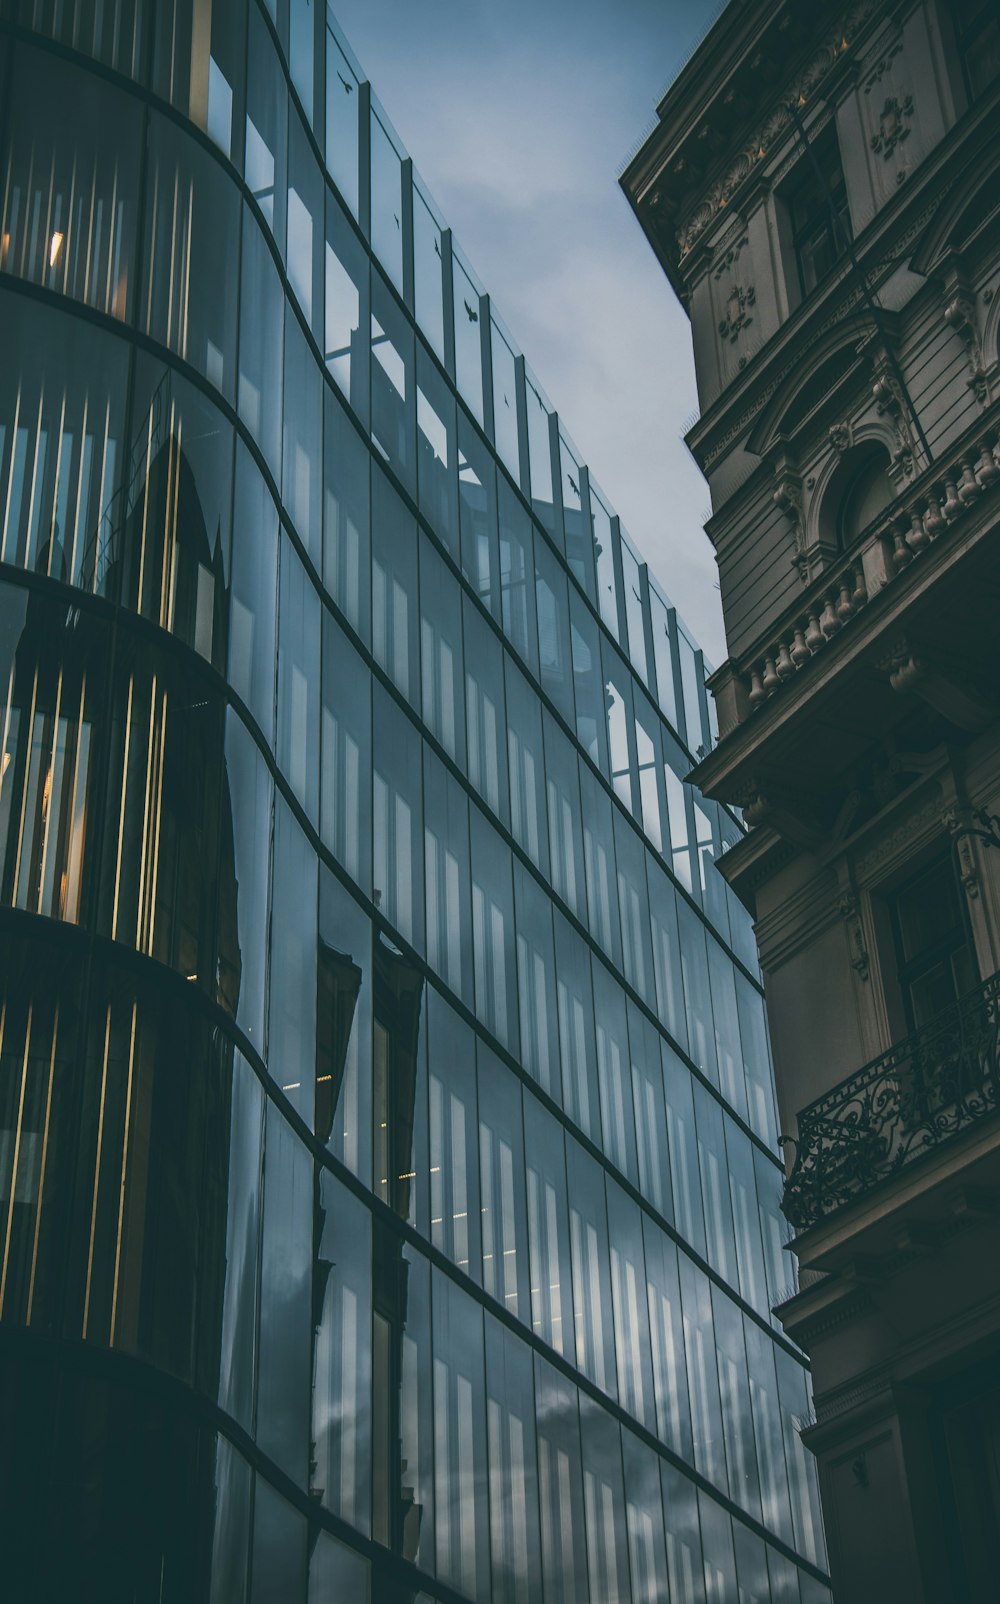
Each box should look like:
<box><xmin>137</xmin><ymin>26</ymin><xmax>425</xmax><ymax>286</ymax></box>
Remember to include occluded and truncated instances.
<box><xmin>49</xmin><ymin>231</ymin><xmax>64</xmax><ymax>267</ymax></box>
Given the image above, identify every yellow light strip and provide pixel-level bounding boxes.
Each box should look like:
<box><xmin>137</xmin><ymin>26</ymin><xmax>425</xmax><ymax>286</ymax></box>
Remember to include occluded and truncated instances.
<box><xmin>26</xmin><ymin>1003</ymin><xmax>58</xmax><ymax>1325</ymax></box>
<box><xmin>35</xmin><ymin>668</ymin><xmax>63</xmax><ymax>916</ymax></box>
<box><xmin>147</xmin><ymin>687</ymin><xmax>167</xmax><ymax>952</ymax></box>
<box><xmin>109</xmin><ymin>1001</ymin><xmax>137</xmax><ymax>1346</ymax></box>
<box><xmin>135</xmin><ymin>674</ymin><xmax>157</xmax><ymax>954</ymax></box>
<box><xmin>10</xmin><ymin>669</ymin><xmax>39</xmax><ymax>909</ymax></box>
<box><xmin>0</xmin><ymin>379</ymin><xmax>22</xmax><ymax>562</ymax></box>
<box><xmin>0</xmin><ymin>1004</ymin><xmax>33</xmax><ymax>1315</ymax></box>
<box><xmin>110</xmin><ymin>675</ymin><xmax>134</xmax><ymax>943</ymax></box>
<box><xmin>82</xmin><ymin>1005</ymin><xmax>112</xmax><ymax>1340</ymax></box>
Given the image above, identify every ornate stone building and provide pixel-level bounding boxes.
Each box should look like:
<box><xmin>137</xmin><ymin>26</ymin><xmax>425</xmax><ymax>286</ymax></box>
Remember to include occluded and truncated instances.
<box><xmin>623</xmin><ymin>0</ymin><xmax>1000</xmax><ymax>1599</ymax></box>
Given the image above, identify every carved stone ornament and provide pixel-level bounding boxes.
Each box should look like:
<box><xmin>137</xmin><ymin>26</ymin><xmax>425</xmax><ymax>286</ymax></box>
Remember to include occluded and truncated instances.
<box><xmin>829</xmin><ymin>420</ymin><xmax>854</xmax><ymax>454</ymax></box>
<box><xmin>675</xmin><ymin>0</ymin><xmax>880</xmax><ymax>257</ymax></box>
<box><xmin>712</xmin><ymin>234</ymin><xmax>748</xmax><ymax>280</ymax></box>
<box><xmin>719</xmin><ymin>284</ymin><xmax>755</xmax><ymax>342</ymax></box>
<box><xmin>837</xmin><ymin>888</ymin><xmax>870</xmax><ymax>981</ymax></box>
<box><xmin>944</xmin><ymin>292</ymin><xmax>989</xmax><ymax>406</ymax></box>
<box><xmin>871</xmin><ymin>357</ymin><xmax>917</xmax><ymax>477</ymax></box>
<box><xmin>944</xmin><ymin>806</ymin><xmax>980</xmax><ymax>900</ymax></box>
<box><xmin>771</xmin><ymin>467</ymin><xmax>809</xmax><ymax>580</ymax></box>
<box><xmin>870</xmin><ymin>93</ymin><xmax>914</xmax><ymax>160</ymax></box>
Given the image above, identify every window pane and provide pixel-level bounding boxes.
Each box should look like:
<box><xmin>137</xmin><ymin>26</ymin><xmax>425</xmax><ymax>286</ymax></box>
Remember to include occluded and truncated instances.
<box><xmin>680</xmin><ymin>1256</ymin><xmax>728</xmax><ymax>1493</ymax></box>
<box><xmin>433</xmin><ymin>1273</ymin><xmax>491</xmax><ymax>1601</ymax></box>
<box><xmin>478</xmin><ymin>1048</ymin><xmax>530</xmax><ymax>1323</ymax></box>
<box><xmin>269</xmin><ymin>799</ymin><xmax>317</xmax><ymax>1125</ymax></box>
<box><xmin>220</xmin><ymin>714</ymin><xmax>272</xmax><ymax>1050</ymax></box>
<box><xmin>498</xmin><ymin>476</ymin><xmax>538</xmax><ymax>673</ymax></box>
<box><xmin>726</xmin><ymin>1121</ymin><xmax>768</xmax><ymax>1316</ymax></box>
<box><xmin>283</xmin><ymin>310</ymin><xmax>323</xmax><ymax>566</ymax></box>
<box><xmin>567</xmin><ymin>1142</ymin><xmax>616</xmax><ymax>1398</ymax></box>
<box><xmin>525</xmin><ymin>375</ymin><xmax>556</xmax><ymax>539</ymax></box>
<box><xmin>593</xmin><ymin>961</ymin><xmax>638</xmax><ymax>1182</ymax></box>
<box><xmin>623</xmin><ymin>1429</ymin><xmax>670</xmax><ymax>1604</ymax></box>
<box><xmin>635</xmin><ymin>695</ymin><xmax>664</xmax><ymax>855</ymax></box>
<box><xmin>570</xmin><ymin>593</ymin><xmax>609</xmax><ymax>773</ymax></box>
<box><xmin>251</xmin><ymin>1478</ymin><xmax>307</xmax><ymax>1602</ymax></box>
<box><xmin>373</xmin><ymin>686</ymin><xmax>423</xmax><ymax>949</ymax></box>
<box><xmin>257</xmin><ymin>1104</ymin><xmax>312</xmax><ymax>1484</ymax></box>
<box><xmin>325</xmin><ymin>190</ymin><xmax>369</xmax><ymax>420</ymax></box>
<box><xmin>323</xmin><ymin>390</ymin><xmax>370</xmax><ymax>639</ymax></box>
<box><xmin>604</xmin><ymin>644</ymin><xmax>635</xmax><ymax>814</ymax></box>
<box><xmin>648</xmin><ymin>857</ymin><xmax>687</xmax><ymax>1053</ymax></box>
<box><xmin>277</xmin><ymin>535</ymin><xmax>320</xmax><ymax>821</ymax></box>
<box><xmin>453</xmin><ymin>254</ymin><xmax>484</xmax><ymax>424</ymax></box>
<box><xmin>459</xmin><ymin>413</ymin><xmax>499</xmax><ymax>615</ymax></box>
<box><xmin>579</xmin><ymin>1398</ymin><xmax>631</xmax><ymax>1603</ymax></box>
<box><xmin>143</xmin><ymin>113</ymin><xmax>239</xmax><ymax>398</ymax></box>
<box><xmin>321</xmin><ymin>610</ymin><xmax>371</xmax><ymax>890</ymax></box>
<box><xmin>373</xmin><ymin>934</ymin><xmax>427</xmax><ymax>1229</ymax></box>
<box><xmin>372</xmin><ymin>1234</ymin><xmax>435</xmax><ymax>1569</ymax></box>
<box><xmin>514</xmin><ymin>860</ymin><xmax>559</xmax><ymax>1101</ymax></box>
<box><xmin>427</xmin><ymin>992</ymin><xmax>479</xmax><ymax>1275</ymax></box>
<box><xmin>308</xmin><ymin>1530</ymin><xmax>370</xmax><ymax>1604</ymax></box>
<box><xmin>246</xmin><ymin>6</ymin><xmax>287</xmax><ymax>252</ymax></box>
<box><xmin>287</xmin><ymin>111</ymin><xmax>323</xmax><ymax>337</ymax></box>
<box><xmin>643</xmin><ymin>1218</ymin><xmax>693</xmax><ymax>1463</ymax></box>
<box><xmin>217</xmin><ymin>1056</ymin><xmax>264</xmax><ymax>1432</ymax></box>
<box><xmin>419</xmin><ymin>541</ymin><xmax>464</xmax><ymax>762</ymax></box>
<box><xmin>558</xmin><ymin>433</ymin><xmax>584</xmax><ymax>573</ymax></box>
<box><xmin>525</xmin><ymin>1104</ymin><xmax>571</xmax><ymax>1357</ymax></box>
<box><xmin>535</xmin><ymin>536</ymin><xmax>574</xmax><ymax>725</ymax></box>
<box><xmin>318</xmin><ymin>867</ymin><xmax>373</xmax><ymax>1183</ymax></box>
<box><xmin>370</xmin><ymin>109</ymin><xmax>404</xmax><ymax>295</ymax></box>
<box><xmin>417</xmin><ymin>343</ymin><xmax>458</xmax><ymax>556</ymax></box>
<box><xmin>535</xmin><ymin>1356</ymin><xmax>586</xmax><ymax>1604</ymax></box>
<box><xmin>491</xmin><ymin>321</ymin><xmax>520</xmax><ymax>481</ymax></box>
<box><xmin>371</xmin><ymin>271</ymin><xmax>415</xmax><ymax>493</ymax></box>
<box><xmin>326</xmin><ymin>27</ymin><xmax>360</xmax><ymax>217</ymax></box>
<box><xmin>485</xmin><ymin>1315</ymin><xmax>543</xmax><ymax>1603</ymax></box>
<box><xmin>313</xmin><ymin>1170</ymin><xmax>372</xmax><ymax>1533</ymax></box>
<box><xmin>713</xmin><ymin>1285</ymin><xmax>761</xmax><ymax>1520</ymax></box>
<box><xmin>699</xmin><ymin>1494</ymin><xmax>737</xmax><ymax>1604</ymax></box>
<box><xmin>423</xmin><ymin>751</ymin><xmax>473</xmax><ymax>1006</ymax></box>
<box><xmin>662</xmin><ymin>1042</ymin><xmax>706</xmax><ymax>1259</ymax></box>
<box><xmin>371</xmin><ymin>467</ymin><xmax>418</xmax><ymax>706</ymax></box>
<box><xmin>607</xmin><ymin>1180</ymin><xmax>655</xmax><ymax>1431</ymax></box>
<box><xmin>506</xmin><ymin>657</ymin><xmax>548</xmax><ymax>876</ymax></box>
<box><xmin>464</xmin><ymin>598</ymin><xmax>508</xmax><ymax>824</ymax></box>
<box><xmin>620</xmin><ymin>537</ymin><xmax>648</xmax><ymax>685</ymax></box>
<box><xmin>152</xmin><ymin>0</ymin><xmax>244</xmax><ymax>158</ymax></box>
<box><xmin>579</xmin><ymin>760</ymin><xmax>621</xmax><ymax>966</ymax></box>
<box><xmin>238</xmin><ymin>209</ymin><xmax>284</xmax><ymax>479</ymax></box>
<box><xmin>2</xmin><ymin>47</ymin><xmax>140</xmax><ymax>322</ymax></box>
<box><xmin>629</xmin><ymin>1002</ymin><xmax>670</xmax><ymax>1222</ymax></box>
<box><xmin>592</xmin><ymin>490</ymin><xmax>620</xmax><ymax>640</ymax></box>
<box><xmin>649</xmin><ymin>589</ymin><xmax>678</xmax><ymax>728</ymax></box>
<box><xmin>544</xmin><ymin>714</ymin><xmax>584</xmax><ymax>921</ymax></box>
<box><xmin>554</xmin><ymin>910</ymin><xmax>600</xmax><ymax>1143</ymax></box>
<box><xmin>662</xmin><ymin>1462</ymin><xmax>706</xmax><ymax>1604</ymax></box>
<box><xmin>746</xmin><ymin>1317</ymin><xmax>794</xmax><ymax>1548</ymax></box>
<box><xmin>229</xmin><ymin>441</ymin><xmax>279</xmax><ymax>740</ymax></box>
<box><xmin>470</xmin><ymin>809</ymin><xmax>518</xmax><ymax>1053</ymax></box>
<box><xmin>413</xmin><ymin>185</ymin><xmax>445</xmax><ymax>360</ymax></box>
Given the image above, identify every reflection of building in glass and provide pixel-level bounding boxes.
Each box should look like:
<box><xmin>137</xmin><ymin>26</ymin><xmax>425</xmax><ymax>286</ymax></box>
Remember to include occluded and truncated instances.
<box><xmin>0</xmin><ymin>4</ymin><xmax>829</xmax><ymax>1600</ymax></box>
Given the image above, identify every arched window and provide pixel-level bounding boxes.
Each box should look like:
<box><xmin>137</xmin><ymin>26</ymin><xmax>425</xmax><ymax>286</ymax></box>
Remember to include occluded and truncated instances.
<box><xmin>838</xmin><ymin>449</ymin><xmax>895</xmax><ymax>547</ymax></box>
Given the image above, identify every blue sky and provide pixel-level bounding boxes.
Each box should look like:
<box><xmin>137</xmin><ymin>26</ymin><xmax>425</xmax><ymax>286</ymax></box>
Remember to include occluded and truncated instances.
<box><xmin>332</xmin><ymin>0</ymin><xmax>728</xmax><ymax>661</ymax></box>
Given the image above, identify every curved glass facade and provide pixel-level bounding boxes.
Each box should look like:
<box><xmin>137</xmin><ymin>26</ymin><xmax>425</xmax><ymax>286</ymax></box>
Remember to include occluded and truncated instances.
<box><xmin>0</xmin><ymin>5</ymin><xmax>829</xmax><ymax>1601</ymax></box>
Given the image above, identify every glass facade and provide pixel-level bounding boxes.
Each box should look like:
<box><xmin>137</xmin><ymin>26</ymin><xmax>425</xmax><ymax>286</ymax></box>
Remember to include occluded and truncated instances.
<box><xmin>0</xmin><ymin>5</ymin><xmax>828</xmax><ymax>1601</ymax></box>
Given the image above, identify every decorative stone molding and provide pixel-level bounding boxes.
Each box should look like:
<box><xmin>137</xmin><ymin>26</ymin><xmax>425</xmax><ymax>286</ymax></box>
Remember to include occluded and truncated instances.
<box><xmin>944</xmin><ymin>291</ymin><xmax>989</xmax><ymax>406</ymax></box>
<box><xmin>871</xmin><ymin>356</ymin><xmax>917</xmax><ymax>479</ymax></box>
<box><xmin>837</xmin><ymin>885</ymin><xmax>871</xmax><ymax>981</ymax></box>
<box><xmin>862</xmin><ymin>39</ymin><xmax>902</xmax><ymax>92</ymax></box>
<box><xmin>869</xmin><ymin>93</ymin><xmax>913</xmax><ymax>161</ymax></box>
<box><xmin>944</xmin><ymin>806</ymin><xmax>980</xmax><ymax>900</ymax></box>
<box><xmin>675</xmin><ymin>0</ymin><xmax>881</xmax><ymax>257</ymax></box>
<box><xmin>771</xmin><ymin>458</ymin><xmax>809</xmax><ymax>580</ymax></box>
<box><xmin>718</xmin><ymin>283</ymin><xmax>755</xmax><ymax>342</ymax></box>
<box><xmin>829</xmin><ymin>420</ymin><xmax>855</xmax><ymax>454</ymax></box>
<box><xmin>712</xmin><ymin>233</ymin><xmax>748</xmax><ymax>280</ymax></box>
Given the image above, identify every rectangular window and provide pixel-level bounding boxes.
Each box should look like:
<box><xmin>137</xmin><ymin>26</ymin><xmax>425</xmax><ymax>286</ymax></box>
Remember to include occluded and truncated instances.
<box><xmin>433</xmin><ymin>1273</ymin><xmax>491</xmax><ymax>1601</ymax></box>
<box><xmin>506</xmin><ymin>658</ymin><xmax>548</xmax><ymax>876</ymax></box>
<box><xmin>427</xmin><ymin>994</ymin><xmax>479</xmax><ymax>1276</ymax></box>
<box><xmin>464</xmin><ymin>598</ymin><xmax>508</xmax><ymax>824</ymax></box>
<box><xmin>525</xmin><ymin>1104</ymin><xmax>571</xmax><ymax>1357</ymax></box>
<box><xmin>423</xmin><ymin>751</ymin><xmax>472</xmax><ymax>1005</ymax></box>
<box><xmin>419</xmin><ymin>541</ymin><xmax>464</xmax><ymax>762</ymax></box>
<box><xmin>372</xmin><ymin>468</ymin><xmax>418</xmax><ymax>705</ymax></box>
<box><xmin>485</xmin><ymin>1316</ymin><xmax>543</xmax><ymax>1601</ymax></box>
<box><xmin>312</xmin><ymin>1171</ymin><xmax>372</xmax><ymax>1532</ymax></box>
<box><xmin>373</xmin><ymin>687</ymin><xmax>423</xmax><ymax>949</ymax></box>
<box><xmin>321</xmin><ymin>611</ymin><xmax>371</xmax><ymax>892</ymax></box>
<box><xmin>470</xmin><ymin>809</ymin><xmax>518</xmax><ymax>1053</ymax></box>
<box><xmin>786</xmin><ymin>128</ymin><xmax>850</xmax><ymax>299</ymax></box>
<box><xmin>323</xmin><ymin>391</ymin><xmax>370</xmax><ymax>639</ymax></box>
<box><xmin>479</xmin><ymin>1048</ymin><xmax>530</xmax><ymax>1321</ymax></box>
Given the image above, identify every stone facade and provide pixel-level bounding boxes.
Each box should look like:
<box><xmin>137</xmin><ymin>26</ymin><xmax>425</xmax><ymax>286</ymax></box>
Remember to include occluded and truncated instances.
<box><xmin>625</xmin><ymin>1</ymin><xmax>1000</xmax><ymax>1599</ymax></box>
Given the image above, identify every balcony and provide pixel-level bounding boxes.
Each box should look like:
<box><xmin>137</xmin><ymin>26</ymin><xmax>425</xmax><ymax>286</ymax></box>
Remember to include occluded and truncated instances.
<box><xmin>782</xmin><ymin>970</ymin><xmax>1000</xmax><ymax>1233</ymax></box>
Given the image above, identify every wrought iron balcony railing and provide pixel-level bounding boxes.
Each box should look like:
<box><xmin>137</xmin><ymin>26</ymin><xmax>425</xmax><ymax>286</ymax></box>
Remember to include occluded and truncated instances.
<box><xmin>781</xmin><ymin>970</ymin><xmax>1000</xmax><ymax>1232</ymax></box>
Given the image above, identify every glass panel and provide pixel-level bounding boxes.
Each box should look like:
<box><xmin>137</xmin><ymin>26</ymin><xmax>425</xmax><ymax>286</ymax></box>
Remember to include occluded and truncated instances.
<box><xmin>578</xmin><ymin>757</ymin><xmax>621</xmax><ymax>966</ymax></box>
<box><xmin>321</xmin><ymin>610</ymin><xmax>371</xmax><ymax>890</ymax></box>
<box><xmin>623</xmin><ymin>1430</ymin><xmax>669</xmax><ymax>1604</ymax></box>
<box><xmin>277</xmin><ymin>534</ymin><xmax>320</xmax><ymax>821</ymax></box>
<box><xmin>662</xmin><ymin>1462</ymin><xmax>706</xmax><ymax>1604</ymax></box>
<box><xmin>478</xmin><ymin>1047</ymin><xmax>530</xmax><ymax>1323</ymax></box>
<box><xmin>251</xmin><ymin>1478</ymin><xmax>307</xmax><ymax>1601</ymax></box>
<box><xmin>543</xmin><ymin>714</ymin><xmax>584</xmax><ymax>921</ymax></box>
<box><xmin>567</xmin><ymin>1142</ymin><xmax>616</xmax><ymax>1398</ymax></box>
<box><xmin>413</xmin><ymin>185</ymin><xmax>445</xmax><ymax>360</ymax></box>
<box><xmin>219</xmin><ymin>714</ymin><xmax>272</xmax><ymax>1050</ymax></box>
<box><xmin>693</xmin><ymin>1083</ymin><xmax>738</xmax><ymax>1288</ymax></box>
<box><xmin>755</xmin><ymin>1144</ymin><xmax>791</xmax><ymax>1318</ymax></box>
<box><xmin>593</xmin><ymin>962</ymin><xmax>637</xmax><ymax>1183</ymax></box>
<box><xmin>635</xmin><ymin>694</ymin><xmax>664</xmax><ymax>855</ymax></box>
<box><xmin>318</xmin><ymin>868</ymin><xmax>372</xmax><ymax>1182</ymax></box>
<box><xmin>246</xmin><ymin>5</ymin><xmax>287</xmax><ymax>252</ymax></box>
<box><xmin>553</xmin><ymin>910</ymin><xmax>600</xmax><ymax>1144</ymax></box>
<box><xmin>325</xmin><ymin>190</ymin><xmax>369</xmax><ymax>420</ymax></box>
<box><xmin>124</xmin><ymin>357</ymin><xmax>233</xmax><ymax>674</ymax></box>
<box><xmin>662</xmin><ymin>1042</ymin><xmax>706</xmax><ymax>1259</ymax></box>
<box><xmin>776</xmin><ymin>1349</ymin><xmax>826</xmax><ymax>1569</ymax></box>
<box><xmin>458</xmin><ymin>413</ymin><xmax>499</xmax><ymax>615</ymax></box>
<box><xmin>282</xmin><ymin>312</ymin><xmax>322</xmax><ymax>566</ymax></box>
<box><xmin>615</xmin><ymin>810</ymin><xmax>655</xmax><ymax>1006</ymax></box>
<box><xmin>506</xmin><ymin>657</ymin><xmax>548</xmax><ymax>876</ymax></box>
<box><xmin>373</xmin><ymin>933</ymin><xmax>427</xmax><ymax>1229</ymax></box>
<box><xmin>423</xmin><ymin>750</ymin><xmax>473</xmax><ymax>1006</ymax></box>
<box><xmin>534</xmin><ymin>536</ymin><xmax>574</xmax><ymax>725</ymax></box>
<box><xmin>535</xmin><ymin>1356</ymin><xmax>586</xmax><ymax>1604</ymax></box>
<box><xmin>373</xmin><ymin>685</ymin><xmax>423</xmax><ymax>949</ymax></box>
<box><xmin>485</xmin><ymin>1315</ymin><xmax>543</xmax><ymax>1603</ymax></box>
<box><xmin>524</xmin><ymin>376</ymin><xmax>556</xmax><ymax>539</ymax></box>
<box><xmin>210</xmin><ymin>1437</ymin><xmax>251</xmax><ymax>1602</ymax></box>
<box><xmin>579</xmin><ymin>1398</ymin><xmax>632</xmax><ymax>1603</ymax></box>
<box><xmin>514</xmin><ymin>860</ymin><xmax>559</xmax><ymax>1101</ymax></box>
<box><xmin>325</xmin><ymin>26</ymin><xmax>360</xmax><ymax>218</ymax></box>
<box><xmin>679</xmin><ymin>629</ymin><xmax>708</xmax><ymax>759</ymax></box>
<box><xmin>0</xmin><ymin>291</ymin><xmax>126</xmax><ymax>597</ymax></box>
<box><xmin>371</xmin><ymin>109</ymin><xmax>404</xmax><ymax>295</ymax></box>
<box><xmin>470</xmin><ymin>809</ymin><xmax>518</xmax><ymax>1054</ymax></box>
<box><xmin>269</xmin><ymin>799</ymin><xmax>317</xmax><ymax>1126</ymax></box>
<box><xmin>648</xmin><ymin>856</ymin><xmax>688</xmax><ymax>1054</ymax></box>
<box><xmin>607</xmin><ymin>1181</ymin><xmax>655</xmax><ymax>1432</ymax></box>
<box><xmin>558</xmin><ymin>433</ymin><xmax>584</xmax><ymax>574</ymax></box>
<box><xmin>143</xmin><ymin>112</ymin><xmax>240</xmax><ymax>398</ymax></box>
<box><xmin>745</xmin><ymin>1316</ymin><xmax>794</xmax><ymax>1548</ymax></box>
<box><xmin>433</xmin><ymin>1272</ymin><xmax>491</xmax><ymax>1601</ymax></box>
<box><xmin>464</xmin><ymin>598</ymin><xmax>508</xmax><ymax>825</ymax></box>
<box><xmin>663</xmin><ymin>732</ymin><xmax>695</xmax><ymax>893</ymax></box>
<box><xmin>308</xmin><ymin>1530</ymin><xmax>370</xmax><ymax>1604</ymax></box>
<box><xmin>570</xmin><ymin>592</ymin><xmax>609</xmax><ymax>773</ymax></box>
<box><xmin>592</xmin><ymin>490</ymin><xmax>620</xmax><ymax>640</ymax></box>
<box><xmin>498</xmin><ymin>476</ymin><xmax>538</xmax><ymax>673</ymax></box>
<box><xmin>604</xmin><ymin>644</ymin><xmax>635</xmax><ymax>814</ymax></box>
<box><xmin>643</xmin><ymin>1218</ymin><xmax>693</xmax><ymax>1463</ymax></box>
<box><xmin>323</xmin><ymin>390</ymin><xmax>370</xmax><ymax>639</ymax></box>
<box><xmin>238</xmin><ymin>209</ymin><xmax>284</xmax><ymax>480</ymax></box>
<box><xmin>620</xmin><ymin>537</ymin><xmax>649</xmax><ymax>685</ymax></box>
<box><xmin>491</xmin><ymin>322</ymin><xmax>520</xmax><ymax>481</ymax></box>
<box><xmin>713</xmin><ymin>1285</ymin><xmax>761</xmax><ymax>1520</ymax></box>
<box><xmin>419</xmin><ymin>541</ymin><xmax>464</xmax><ymax>762</ymax></box>
<box><xmin>726</xmin><ymin>1122</ymin><xmax>768</xmax><ymax>1316</ymax></box>
<box><xmin>525</xmin><ymin>1104</ymin><xmax>571</xmax><ymax>1357</ymax></box>
<box><xmin>370</xmin><ymin>271</ymin><xmax>415</xmax><ymax>493</ymax></box>
<box><xmin>737</xmin><ymin>973</ymin><xmax>779</xmax><ymax>1149</ymax></box>
<box><xmin>287</xmin><ymin>111</ymin><xmax>323</xmax><ymax>338</ymax></box>
<box><xmin>417</xmin><ymin>343</ymin><xmax>458</xmax><ymax>556</ymax></box>
<box><xmin>680</xmin><ymin>1256</ymin><xmax>728</xmax><ymax>1493</ymax></box>
<box><xmin>2</xmin><ymin>47</ymin><xmax>140</xmax><ymax>322</ymax></box>
<box><xmin>257</xmin><ymin>1103</ymin><xmax>312</xmax><ymax>1484</ymax></box>
<box><xmin>699</xmin><ymin>1494</ymin><xmax>737</xmax><ymax>1604</ymax></box>
<box><xmin>40</xmin><ymin>0</ymin><xmax>146</xmax><ymax>85</ymax></box>
<box><xmin>313</xmin><ymin>1170</ymin><xmax>372</xmax><ymax>1532</ymax></box>
<box><xmin>649</xmin><ymin>589</ymin><xmax>678</xmax><ymax>728</ymax></box>
<box><xmin>372</xmin><ymin>1235</ymin><xmax>435</xmax><ymax>1569</ymax></box>
<box><xmin>453</xmin><ymin>254</ymin><xmax>484</xmax><ymax>425</ymax></box>
<box><xmin>217</xmin><ymin>1055</ymin><xmax>263</xmax><ymax>1432</ymax></box>
<box><xmin>427</xmin><ymin>992</ymin><xmax>479</xmax><ymax>1275</ymax></box>
<box><xmin>676</xmin><ymin>896</ymin><xmax>719</xmax><ymax>1086</ymax></box>
<box><xmin>229</xmin><ymin>441</ymin><xmax>279</xmax><ymax>739</ymax></box>
<box><xmin>371</xmin><ymin>466</ymin><xmax>418</xmax><ymax>706</ymax></box>
<box><xmin>628</xmin><ymin>1002</ymin><xmax>669</xmax><ymax>1222</ymax></box>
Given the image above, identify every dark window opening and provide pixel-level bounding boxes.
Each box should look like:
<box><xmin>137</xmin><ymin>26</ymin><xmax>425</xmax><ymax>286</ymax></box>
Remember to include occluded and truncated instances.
<box><xmin>952</xmin><ymin>0</ymin><xmax>1000</xmax><ymax>100</ymax></box>
<box><xmin>888</xmin><ymin>853</ymin><xmax>977</xmax><ymax>1034</ymax></box>
<box><xmin>786</xmin><ymin>131</ymin><xmax>851</xmax><ymax>299</ymax></box>
<box><xmin>836</xmin><ymin>449</ymin><xmax>895</xmax><ymax>549</ymax></box>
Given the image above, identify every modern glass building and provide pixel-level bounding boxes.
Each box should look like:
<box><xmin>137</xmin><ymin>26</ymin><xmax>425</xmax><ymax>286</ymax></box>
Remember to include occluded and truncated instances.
<box><xmin>0</xmin><ymin>3</ymin><xmax>828</xmax><ymax>1600</ymax></box>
